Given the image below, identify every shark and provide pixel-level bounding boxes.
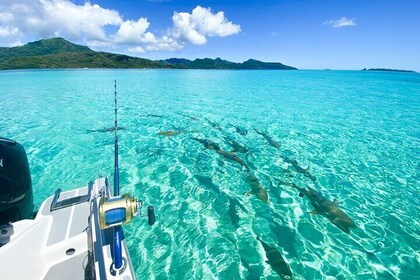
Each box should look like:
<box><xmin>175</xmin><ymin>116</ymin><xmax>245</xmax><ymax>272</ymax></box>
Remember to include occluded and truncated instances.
<box><xmin>254</xmin><ymin>130</ymin><xmax>280</xmax><ymax>149</ymax></box>
<box><xmin>227</xmin><ymin>196</ymin><xmax>248</xmax><ymax>227</ymax></box>
<box><xmin>178</xmin><ymin>114</ymin><xmax>200</xmax><ymax>121</ymax></box>
<box><xmin>193</xmin><ymin>137</ymin><xmax>270</xmax><ymax>204</ymax></box>
<box><xmin>245</xmin><ymin>172</ymin><xmax>269</xmax><ymax>203</ymax></box>
<box><xmin>205</xmin><ymin>118</ymin><xmax>222</xmax><ymax>131</ymax></box>
<box><xmin>192</xmin><ymin>138</ymin><xmax>249</xmax><ymax>171</ymax></box>
<box><xmin>284</xmin><ymin>181</ymin><xmax>356</xmax><ymax>234</ymax></box>
<box><xmin>139</xmin><ymin>114</ymin><xmax>164</xmax><ymax>118</ymax></box>
<box><xmin>191</xmin><ymin>138</ymin><xmax>221</xmax><ymax>151</ymax></box>
<box><xmin>216</xmin><ymin>149</ymin><xmax>250</xmax><ymax>171</ymax></box>
<box><xmin>86</xmin><ymin>126</ymin><xmax>125</xmax><ymax>133</ymax></box>
<box><xmin>281</xmin><ymin>156</ymin><xmax>317</xmax><ymax>182</ymax></box>
<box><xmin>194</xmin><ymin>175</ymin><xmax>247</xmax><ymax>228</ymax></box>
<box><xmin>256</xmin><ymin>236</ymin><xmax>293</xmax><ymax>279</ymax></box>
<box><xmin>223</xmin><ymin>136</ymin><xmax>249</xmax><ymax>153</ymax></box>
<box><xmin>157</xmin><ymin>130</ymin><xmax>182</xmax><ymax>138</ymax></box>
<box><xmin>230</xmin><ymin>124</ymin><xmax>248</xmax><ymax>136</ymax></box>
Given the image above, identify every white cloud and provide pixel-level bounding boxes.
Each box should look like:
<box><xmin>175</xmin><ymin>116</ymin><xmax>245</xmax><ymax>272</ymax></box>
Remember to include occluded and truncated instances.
<box><xmin>323</xmin><ymin>17</ymin><xmax>356</xmax><ymax>28</ymax></box>
<box><xmin>42</xmin><ymin>1</ymin><xmax>122</xmax><ymax>40</ymax></box>
<box><xmin>86</xmin><ymin>40</ymin><xmax>114</xmax><ymax>48</ymax></box>
<box><xmin>8</xmin><ymin>40</ymin><xmax>23</xmax><ymax>47</ymax></box>
<box><xmin>128</xmin><ymin>46</ymin><xmax>145</xmax><ymax>53</ymax></box>
<box><xmin>114</xmin><ymin>18</ymin><xmax>157</xmax><ymax>44</ymax></box>
<box><xmin>0</xmin><ymin>0</ymin><xmax>122</xmax><ymax>41</ymax></box>
<box><xmin>145</xmin><ymin>35</ymin><xmax>182</xmax><ymax>51</ymax></box>
<box><xmin>0</xmin><ymin>12</ymin><xmax>14</xmax><ymax>23</ymax></box>
<box><xmin>171</xmin><ymin>6</ymin><xmax>241</xmax><ymax>45</ymax></box>
<box><xmin>0</xmin><ymin>26</ymin><xmax>19</xmax><ymax>37</ymax></box>
<box><xmin>0</xmin><ymin>1</ymin><xmax>241</xmax><ymax>53</ymax></box>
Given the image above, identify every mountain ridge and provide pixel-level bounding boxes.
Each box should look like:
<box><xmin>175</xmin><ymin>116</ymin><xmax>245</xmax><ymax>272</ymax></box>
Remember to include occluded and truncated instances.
<box><xmin>0</xmin><ymin>38</ymin><xmax>297</xmax><ymax>70</ymax></box>
<box><xmin>361</xmin><ymin>68</ymin><xmax>416</xmax><ymax>73</ymax></box>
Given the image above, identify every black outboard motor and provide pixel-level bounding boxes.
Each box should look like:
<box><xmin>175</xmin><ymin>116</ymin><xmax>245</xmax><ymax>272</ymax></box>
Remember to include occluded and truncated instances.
<box><xmin>0</xmin><ymin>137</ymin><xmax>33</xmax><ymax>224</ymax></box>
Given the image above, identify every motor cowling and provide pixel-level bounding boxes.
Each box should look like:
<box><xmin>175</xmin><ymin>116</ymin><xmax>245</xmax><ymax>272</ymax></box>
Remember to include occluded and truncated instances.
<box><xmin>0</xmin><ymin>137</ymin><xmax>33</xmax><ymax>224</ymax></box>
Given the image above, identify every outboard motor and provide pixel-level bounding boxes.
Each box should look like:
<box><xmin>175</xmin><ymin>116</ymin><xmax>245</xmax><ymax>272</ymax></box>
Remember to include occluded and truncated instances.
<box><xmin>0</xmin><ymin>137</ymin><xmax>33</xmax><ymax>224</ymax></box>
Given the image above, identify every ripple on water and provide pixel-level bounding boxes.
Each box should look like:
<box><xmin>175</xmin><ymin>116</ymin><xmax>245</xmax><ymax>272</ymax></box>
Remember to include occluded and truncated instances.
<box><xmin>1</xmin><ymin>70</ymin><xmax>419</xmax><ymax>279</ymax></box>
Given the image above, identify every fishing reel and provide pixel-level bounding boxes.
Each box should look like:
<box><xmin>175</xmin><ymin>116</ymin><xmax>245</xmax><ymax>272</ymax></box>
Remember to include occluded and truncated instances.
<box><xmin>98</xmin><ymin>194</ymin><xmax>156</xmax><ymax>229</ymax></box>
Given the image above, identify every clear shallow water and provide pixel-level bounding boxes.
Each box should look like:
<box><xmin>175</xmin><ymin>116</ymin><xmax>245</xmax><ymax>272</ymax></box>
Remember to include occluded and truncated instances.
<box><xmin>1</xmin><ymin>69</ymin><xmax>419</xmax><ymax>279</ymax></box>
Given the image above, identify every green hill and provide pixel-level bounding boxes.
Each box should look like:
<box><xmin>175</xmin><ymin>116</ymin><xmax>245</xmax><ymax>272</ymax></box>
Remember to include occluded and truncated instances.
<box><xmin>161</xmin><ymin>57</ymin><xmax>296</xmax><ymax>70</ymax></box>
<box><xmin>362</xmin><ymin>68</ymin><xmax>416</xmax><ymax>73</ymax></box>
<box><xmin>0</xmin><ymin>37</ymin><xmax>90</xmax><ymax>63</ymax></box>
<box><xmin>0</xmin><ymin>38</ymin><xmax>296</xmax><ymax>70</ymax></box>
<box><xmin>162</xmin><ymin>57</ymin><xmax>240</xmax><ymax>69</ymax></box>
<box><xmin>0</xmin><ymin>38</ymin><xmax>172</xmax><ymax>69</ymax></box>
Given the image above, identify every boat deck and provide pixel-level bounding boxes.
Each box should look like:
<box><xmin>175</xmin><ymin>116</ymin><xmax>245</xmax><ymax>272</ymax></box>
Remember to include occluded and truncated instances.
<box><xmin>0</xmin><ymin>184</ymin><xmax>93</xmax><ymax>280</ymax></box>
<box><xmin>1</xmin><ymin>177</ymin><xmax>136</xmax><ymax>280</ymax></box>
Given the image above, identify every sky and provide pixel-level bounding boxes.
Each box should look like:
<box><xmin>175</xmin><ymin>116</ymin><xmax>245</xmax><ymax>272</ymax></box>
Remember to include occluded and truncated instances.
<box><xmin>0</xmin><ymin>0</ymin><xmax>419</xmax><ymax>70</ymax></box>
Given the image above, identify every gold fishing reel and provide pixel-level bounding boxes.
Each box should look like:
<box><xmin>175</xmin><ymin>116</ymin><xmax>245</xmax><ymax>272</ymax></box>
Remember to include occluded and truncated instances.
<box><xmin>98</xmin><ymin>194</ymin><xmax>142</xmax><ymax>229</ymax></box>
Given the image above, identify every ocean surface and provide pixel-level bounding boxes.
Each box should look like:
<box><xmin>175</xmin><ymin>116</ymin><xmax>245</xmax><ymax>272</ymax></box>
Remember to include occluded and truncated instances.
<box><xmin>0</xmin><ymin>69</ymin><xmax>419</xmax><ymax>279</ymax></box>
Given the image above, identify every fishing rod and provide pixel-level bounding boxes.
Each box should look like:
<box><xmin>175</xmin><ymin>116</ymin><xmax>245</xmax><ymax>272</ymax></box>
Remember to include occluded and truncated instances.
<box><xmin>114</xmin><ymin>80</ymin><xmax>119</xmax><ymax>196</ymax></box>
<box><xmin>98</xmin><ymin>80</ymin><xmax>156</xmax><ymax>275</ymax></box>
<box><xmin>113</xmin><ymin>79</ymin><xmax>123</xmax><ymax>271</ymax></box>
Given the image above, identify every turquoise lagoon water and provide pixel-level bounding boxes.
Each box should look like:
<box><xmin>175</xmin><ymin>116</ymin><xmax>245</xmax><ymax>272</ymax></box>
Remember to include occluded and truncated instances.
<box><xmin>0</xmin><ymin>69</ymin><xmax>419</xmax><ymax>279</ymax></box>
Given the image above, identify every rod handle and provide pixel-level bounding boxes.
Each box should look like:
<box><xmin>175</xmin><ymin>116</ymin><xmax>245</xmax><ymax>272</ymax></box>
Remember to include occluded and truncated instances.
<box><xmin>147</xmin><ymin>206</ymin><xmax>156</xmax><ymax>226</ymax></box>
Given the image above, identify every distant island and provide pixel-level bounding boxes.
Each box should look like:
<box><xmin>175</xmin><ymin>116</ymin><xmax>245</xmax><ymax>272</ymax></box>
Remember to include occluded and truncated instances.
<box><xmin>0</xmin><ymin>38</ymin><xmax>297</xmax><ymax>70</ymax></box>
<box><xmin>362</xmin><ymin>68</ymin><xmax>416</xmax><ymax>73</ymax></box>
